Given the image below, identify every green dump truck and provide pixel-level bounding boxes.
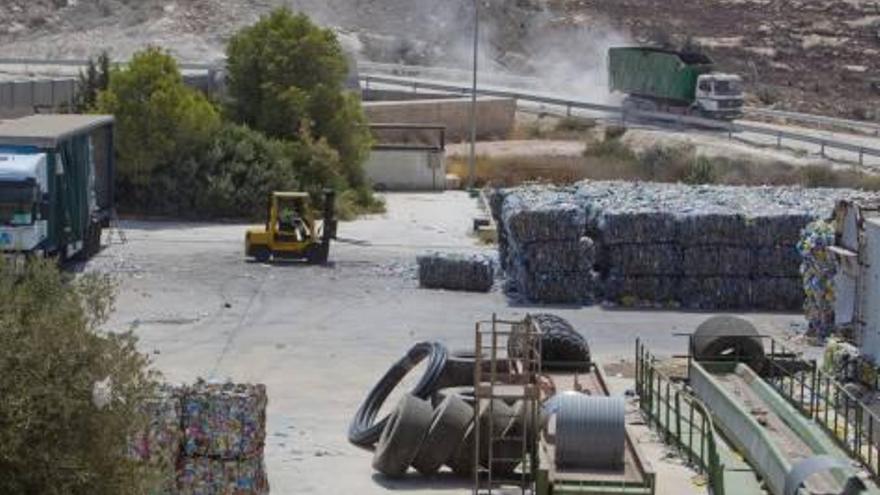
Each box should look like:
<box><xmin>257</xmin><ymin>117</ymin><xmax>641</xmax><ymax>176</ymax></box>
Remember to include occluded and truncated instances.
<box><xmin>0</xmin><ymin>114</ymin><xmax>115</xmax><ymax>263</ymax></box>
<box><xmin>609</xmin><ymin>47</ymin><xmax>744</xmax><ymax>120</ymax></box>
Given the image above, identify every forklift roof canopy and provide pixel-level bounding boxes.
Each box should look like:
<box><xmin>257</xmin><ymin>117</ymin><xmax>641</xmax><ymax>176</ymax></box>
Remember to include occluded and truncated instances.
<box><xmin>0</xmin><ymin>114</ymin><xmax>114</xmax><ymax>149</ymax></box>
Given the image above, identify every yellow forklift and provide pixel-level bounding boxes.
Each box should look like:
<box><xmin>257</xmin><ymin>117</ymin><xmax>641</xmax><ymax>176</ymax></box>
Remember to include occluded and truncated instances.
<box><xmin>245</xmin><ymin>190</ymin><xmax>337</xmax><ymax>264</ymax></box>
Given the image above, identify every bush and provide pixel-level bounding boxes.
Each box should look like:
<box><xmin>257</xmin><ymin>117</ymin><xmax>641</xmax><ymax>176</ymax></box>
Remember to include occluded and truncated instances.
<box><xmin>637</xmin><ymin>143</ymin><xmax>695</xmax><ymax>181</ymax></box>
<box><xmin>555</xmin><ymin>117</ymin><xmax>597</xmax><ymax>133</ymax></box>
<box><xmin>76</xmin><ymin>51</ymin><xmax>111</xmax><ymax>112</ymax></box>
<box><xmin>604</xmin><ymin>125</ymin><xmax>627</xmax><ymax>141</ymax></box>
<box><xmin>0</xmin><ymin>259</ymin><xmax>158</xmax><ymax>494</ymax></box>
<box><xmin>684</xmin><ymin>155</ymin><xmax>718</xmax><ymax>184</ymax></box>
<box><xmin>226</xmin><ymin>8</ymin><xmax>372</xmax><ymax>189</ymax></box>
<box><xmin>801</xmin><ymin>164</ymin><xmax>839</xmax><ymax>187</ymax></box>
<box><xmin>192</xmin><ymin>124</ymin><xmax>301</xmax><ymax>219</ymax></box>
<box><xmin>97</xmin><ymin>47</ymin><xmax>221</xmax><ymax>212</ymax></box>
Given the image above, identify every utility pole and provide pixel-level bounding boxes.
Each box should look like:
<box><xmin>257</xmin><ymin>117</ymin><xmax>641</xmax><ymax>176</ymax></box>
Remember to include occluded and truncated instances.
<box><xmin>467</xmin><ymin>0</ymin><xmax>479</xmax><ymax>190</ymax></box>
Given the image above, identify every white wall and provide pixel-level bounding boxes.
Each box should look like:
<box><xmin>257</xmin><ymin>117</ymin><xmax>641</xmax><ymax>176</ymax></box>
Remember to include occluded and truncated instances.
<box><xmin>364</xmin><ymin>149</ymin><xmax>446</xmax><ymax>191</ymax></box>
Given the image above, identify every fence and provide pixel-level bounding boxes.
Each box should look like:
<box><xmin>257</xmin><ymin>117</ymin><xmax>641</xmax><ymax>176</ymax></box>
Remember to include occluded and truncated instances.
<box><xmin>360</xmin><ymin>73</ymin><xmax>880</xmax><ymax>167</ymax></box>
<box><xmin>0</xmin><ymin>78</ymin><xmax>76</xmax><ymax>116</ymax></box>
<box><xmin>762</xmin><ymin>338</ymin><xmax>880</xmax><ymax>482</ymax></box>
<box><xmin>635</xmin><ymin>339</ymin><xmax>730</xmax><ymax>495</ymax></box>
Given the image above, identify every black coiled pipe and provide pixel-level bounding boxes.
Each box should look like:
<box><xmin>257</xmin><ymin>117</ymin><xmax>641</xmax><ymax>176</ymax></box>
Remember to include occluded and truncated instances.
<box><xmin>348</xmin><ymin>341</ymin><xmax>448</xmax><ymax>449</ymax></box>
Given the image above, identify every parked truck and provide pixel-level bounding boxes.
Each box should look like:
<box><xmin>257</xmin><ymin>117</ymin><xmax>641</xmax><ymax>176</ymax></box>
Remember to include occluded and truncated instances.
<box><xmin>609</xmin><ymin>47</ymin><xmax>744</xmax><ymax>120</ymax></box>
<box><xmin>0</xmin><ymin>114</ymin><xmax>115</xmax><ymax>263</ymax></box>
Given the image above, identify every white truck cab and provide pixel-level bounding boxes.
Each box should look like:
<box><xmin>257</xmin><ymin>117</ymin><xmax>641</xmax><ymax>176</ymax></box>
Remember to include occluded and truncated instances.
<box><xmin>694</xmin><ymin>74</ymin><xmax>744</xmax><ymax>120</ymax></box>
<box><xmin>0</xmin><ymin>151</ymin><xmax>50</xmax><ymax>255</ymax></box>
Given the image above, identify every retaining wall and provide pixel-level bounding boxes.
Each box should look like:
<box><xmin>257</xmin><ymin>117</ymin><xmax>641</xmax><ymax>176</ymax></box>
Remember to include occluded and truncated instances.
<box><xmin>363</xmin><ymin>97</ymin><xmax>516</xmax><ymax>141</ymax></box>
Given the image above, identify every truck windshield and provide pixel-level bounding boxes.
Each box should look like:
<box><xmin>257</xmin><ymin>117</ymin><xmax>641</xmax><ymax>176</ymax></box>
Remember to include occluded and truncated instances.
<box><xmin>0</xmin><ymin>203</ymin><xmax>33</xmax><ymax>226</ymax></box>
<box><xmin>714</xmin><ymin>80</ymin><xmax>742</xmax><ymax>95</ymax></box>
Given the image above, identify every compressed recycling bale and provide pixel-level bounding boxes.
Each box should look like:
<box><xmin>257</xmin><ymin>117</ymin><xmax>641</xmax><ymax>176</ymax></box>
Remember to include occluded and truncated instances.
<box><xmin>516</xmin><ymin>237</ymin><xmax>596</xmax><ymax>273</ymax></box>
<box><xmin>177</xmin><ymin>456</ymin><xmax>269</xmax><ymax>495</ymax></box>
<box><xmin>677</xmin><ymin>212</ymin><xmax>748</xmax><ymax>246</ymax></box>
<box><xmin>682</xmin><ymin>246</ymin><xmax>752</xmax><ymax>277</ymax></box>
<box><xmin>595</xmin><ymin>211</ymin><xmax>678</xmax><ymax>245</ymax></box>
<box><xmin>181</xmin><ymin>381</ymin><xmax>267</xmax><ymax>460</ymax></box>
<box><xmin>603</xmin><ymin>276</ymin><xmax>680</xmax><ymax>306</ymax></box>
<box><xmin>678</xmin><ymin>277</ymin><xmax>751</xmax><ymax>310</ymax></box>
<box><xmin>752</xmin><ymin>245</ymin><xmax>801</xmax><ymax>277</ymax></box>
<box><xmin>417</xmin><ymin>252</ymin><xmax>494</xmax><ymax>292</ymax></box>
<box><xmin>506</xmin><ymin>266</ymin><xmax>599</xmax><ymax>304</ymax></box>
<box><xmin>605</xmin><ymin>243</ymin><xmax>682</xmax><ymax>276</ymax></box>
<box><xmin>751</xmin><ymin>277</ymin><xmax>804</xmax><ymax>311</ymax></box>
<box><xmin>502</xmin><ymin>191</ymin><xmax>586</xmax><ymax>243</ymax></box>
<box><xmin>129</xmin><ymin>390</ymin><xmax>183</xmax><ymax>486</ymax></box>
<box><xmin>747</xmin><ymin>213</ymin><xmax>817</xmax><ymax>247</ymax></box>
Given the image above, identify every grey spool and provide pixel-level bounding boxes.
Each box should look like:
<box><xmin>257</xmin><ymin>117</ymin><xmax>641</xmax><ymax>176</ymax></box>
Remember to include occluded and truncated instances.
<box><xmin>412</xmin><ymin>394</ymin><xmax>474</xmax><ymax>476</ymax></box>
<box><xmin>555</xmin><ymin>395</ymin><xmax>625</xmax><ymax>471</ymax></box>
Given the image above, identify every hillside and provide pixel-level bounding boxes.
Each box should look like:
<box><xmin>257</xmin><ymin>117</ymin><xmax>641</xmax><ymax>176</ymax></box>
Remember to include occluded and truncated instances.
<box><xmin>0</xmin><ymin>0</ymin><xmax>877</xmax><ymax>119</ymax></box>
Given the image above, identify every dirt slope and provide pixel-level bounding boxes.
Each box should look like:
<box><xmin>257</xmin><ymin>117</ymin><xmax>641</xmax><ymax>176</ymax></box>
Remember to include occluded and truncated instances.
<box><xmin>0</xmin><ymin>0</ymin><xmax>877</xmax><ymax>119</ymax></box>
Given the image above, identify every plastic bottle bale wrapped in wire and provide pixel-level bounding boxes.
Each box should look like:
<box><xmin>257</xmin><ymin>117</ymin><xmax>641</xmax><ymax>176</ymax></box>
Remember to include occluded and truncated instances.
<box><xmin>682</xmin><ymin>246</ymin><xmax>752</xmax><ymax>277</ymax></box>
<box><xmin>502</xmin><ymin>189</ymin><xmax>587</xmax><ymax>244</ymax></box>
<box><xmin>517</xmin><ymin>237</ymin><xmax>596</xmax><ymax>273</ymax></box>
<box><xmin>750</xmin><ymin>277</ymin><xmax>804</xmax><ymax>311</ymax></box>
<box><xmin>605</xmin><ymin>243</ymin><xmax>682</xmax><ymax>276</ymax></box>
<box><xmin>417</xmin><ymin>252</ymin><xmax>495</xmax><ymax>292</ymax></box>
<box><xmin>554</xmin><ymin>395</ymin><xmax>625</xmax><ymax>471</ymax></box>
<box><xmin>752</xmin><ymin>244</ymin><xmax>802</xmax><ymax>277</ymax></box>
<box><xmin>128</xmin><ymin>387</ymin><xmax>183</xmax><ymax>494</ymax></box>
<box><xmin>181</xmin><ymin>381</ymin><xmax>268</xmax><ymax>459</ymax></box>
<box><xmin>602</xmin><ymin>275</ymin><xmax>680</xmax><ymax>307</ymax></box>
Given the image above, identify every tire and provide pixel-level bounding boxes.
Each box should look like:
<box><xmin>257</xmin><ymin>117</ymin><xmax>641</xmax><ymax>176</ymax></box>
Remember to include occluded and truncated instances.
<box><xmin>372</xmin><ymin>395</ymin><xmax>433</xmax><ymax>477</ymax></box>
<box><xmin>253</xmin><ymin>247</ymin><xmax>271</xmax><ymax>263</ymax></box>
<box><xmin>448</xmin><ymin>399</ymin><xmax>514</xmax><ymax>478</ymax></box>
<box><xmin>509</xmin><ymin>314</ymin><xmax>591</xmax><ymax>370</ymax></box>
<box><xmin>412</xmin><ymin>394</ymin><xmax>473</xmax><ymax>476</ymax></box>
<box><xmin>692</xmin><ymin>316</ymin><xmax>765</xmax><ymax>371</ymax></box>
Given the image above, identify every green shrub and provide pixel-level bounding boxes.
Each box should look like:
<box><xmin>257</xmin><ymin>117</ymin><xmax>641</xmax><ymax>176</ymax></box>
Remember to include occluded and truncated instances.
<box><xmin>555</xmin><ymin>117</ymin><xmax>597</xmax><ymax>133</ymax></box>
<box><xmin>585</xmin><ymin>136</ymin><xmax>637</xmax><ymax>162</ymax></box>
<box><xmin>0</xmin><ymin>259</ymin><xmax>158</xmax><ymax>495</ymax></box>
<box><xmin>685</xmin><ymin>156</ymin><xmax>718</xmax><ymax>184</ymax></box>
<box><xmin>637</xmin><ymin>143</ymin><xmax>695</xmax><ymax>181</ymax></box>
<box><xmin>193</xmin><ymin>124</ymin><xmax>300</xmax><ymax>219</ymax></box>
<box><xmin>604</xmin><ymin>125</ymin><xmax>627</xmax><ymax>141</ymax></box>
<box><xmin>97</xmin><ymin>47</ymin><xmax>221</xmax><ymax>212</ymax></box>
<box><xmin>226</xmin><ymin>8</ymin><xmax>372</xmax><ymax>188</ymax></box>
<box><xmin>335</xmin><ymin>187</ymin><xmax>386</xmax><ymax>221</ymax></box>
<box><xmin>801</xmin><ymin>164</ymin><xmax>839</xmax><ymax>187</ymax></box>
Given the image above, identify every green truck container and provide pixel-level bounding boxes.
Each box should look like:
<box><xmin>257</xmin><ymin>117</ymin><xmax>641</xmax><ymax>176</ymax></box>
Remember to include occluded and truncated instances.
<box><xmin>608</xmin><ymin>47</ymin><xmax>744</xmax><ymax>120</ymax></box>
<box><xmin>0</xmin><ymin>115</ymin><xmax>115</xmax><ymax>262</ymax></box>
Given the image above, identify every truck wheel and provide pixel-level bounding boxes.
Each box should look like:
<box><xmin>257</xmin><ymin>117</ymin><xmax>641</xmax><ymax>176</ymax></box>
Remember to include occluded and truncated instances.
<box><xmin>253</xmin><ymin>247</ymin><xmax>271</xmax><ymax>263</ymax></box>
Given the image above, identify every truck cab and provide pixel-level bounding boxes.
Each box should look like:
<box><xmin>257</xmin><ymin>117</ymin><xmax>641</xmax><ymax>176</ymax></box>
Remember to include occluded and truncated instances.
<box><xmin>0</xmin><ymin>151</ymin><xmax>50</xmax><ymax>256</ymax></box>
<box><xmin>694</xmin><ymin>74</ymin><xmax>744</xmax><ymax>120</ymax></box>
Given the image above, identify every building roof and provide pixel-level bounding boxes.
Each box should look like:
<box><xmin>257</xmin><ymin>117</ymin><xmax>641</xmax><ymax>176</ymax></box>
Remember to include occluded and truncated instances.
<box><xmin>0</xmin><ymin>114</ymin><xmax>114</xmax><ymax>148</ymax></box>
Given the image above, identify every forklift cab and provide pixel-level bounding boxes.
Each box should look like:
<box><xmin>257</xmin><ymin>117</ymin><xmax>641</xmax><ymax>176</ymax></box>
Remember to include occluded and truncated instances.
<box><xmin>272</xmin><ymin>193</ymin><xmax>313</xmax><ymax>244</ymax></box>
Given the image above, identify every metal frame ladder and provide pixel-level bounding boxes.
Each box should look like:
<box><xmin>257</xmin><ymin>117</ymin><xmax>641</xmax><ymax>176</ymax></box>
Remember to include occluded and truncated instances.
<box><xmin>473</xmin><ymin>314</ymin><xmax>542</xmax><ymax>495</ymax></box>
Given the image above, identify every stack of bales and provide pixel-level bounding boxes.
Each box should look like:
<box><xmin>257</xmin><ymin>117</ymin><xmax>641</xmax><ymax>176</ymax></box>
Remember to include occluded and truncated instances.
<box><xmin>496</xmin><ymin>181</ymin><xmax>879</xmax><ymax>309</ymax></box>
<box><xmin>500</xmin><ymin>189</ymin><xmax>599</xmax><ymax>303</ymax></box>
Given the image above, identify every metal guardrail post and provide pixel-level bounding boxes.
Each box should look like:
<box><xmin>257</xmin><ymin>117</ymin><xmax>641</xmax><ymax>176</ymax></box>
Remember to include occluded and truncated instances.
<box><xmin>821</xmin><ymin>141</ymin><xmax>826</xmax><ymax>157</ymax></box>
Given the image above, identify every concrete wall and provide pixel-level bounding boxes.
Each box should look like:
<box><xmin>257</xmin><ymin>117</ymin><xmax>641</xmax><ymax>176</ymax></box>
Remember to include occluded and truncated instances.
<box><xmin>0</xmin><ymin>79</ymin><xmax>75</xmax><ymax>118</ymax></box>
<box><xmin>363</xmin><ymin>149</ymin><xmax>446</xmax><ymax>191</ymax></box>
<box><xmin>363</xmin><ymin>97</ymin><xmax>516</xmax><ymax>141</ymax></box>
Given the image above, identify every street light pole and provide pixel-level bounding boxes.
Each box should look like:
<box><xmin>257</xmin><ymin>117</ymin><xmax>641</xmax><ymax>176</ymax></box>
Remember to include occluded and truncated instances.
<box><xmin>467</xmin><ymin>0</ymin><xmax>479</xmax><ymax>190</ymax></box>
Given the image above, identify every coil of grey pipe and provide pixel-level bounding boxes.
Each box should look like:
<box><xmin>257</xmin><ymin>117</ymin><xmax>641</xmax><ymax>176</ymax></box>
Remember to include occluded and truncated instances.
<box><xmin>555</xmin><ymin>395</ymin><xmax>625</xmax><ymax>470</ymax></box>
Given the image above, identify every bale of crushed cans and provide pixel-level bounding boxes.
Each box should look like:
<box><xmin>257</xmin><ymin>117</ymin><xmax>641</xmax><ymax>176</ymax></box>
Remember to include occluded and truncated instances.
<box><xmin>496</xmin><ymin>181</ymin><xmax>880</xmax><ymax>308</ymax></box>
<box><xmin>177</xmin><ymin>457</ymin><xmax>269</xmax><ymax>495</ymax></box>
<box><xmin>129</xmin><ymin>380</ymin><xmax>269</xmax><ymax>495</ymax></box>
<box><xmin>181</xmin><ymin>381</ymin><xmax>268</xmax><ymax>459</ymax></box>
<box><xmin>418</xmin><ymin>252</ymin><xmax>495</xmax><ymax>292</ymax></box>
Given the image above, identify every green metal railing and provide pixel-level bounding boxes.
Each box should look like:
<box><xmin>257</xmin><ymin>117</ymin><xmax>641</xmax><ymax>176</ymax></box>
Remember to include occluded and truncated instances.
<box><xmin>635</xmin><ymin>339</ymin><xmax>727</xmax><ymax>495</ymax></box>
<box><xmin>762</xmin><ymin>338</ymin><xmax>880</xmax><ymax>482</ymax></box>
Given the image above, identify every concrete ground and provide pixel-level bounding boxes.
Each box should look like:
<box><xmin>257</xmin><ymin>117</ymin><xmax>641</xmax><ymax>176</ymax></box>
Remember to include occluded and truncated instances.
<box><xmin>87</xmin><ymin>191</ymin><xmax>804</xmax><ymax>494</ymax></box>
